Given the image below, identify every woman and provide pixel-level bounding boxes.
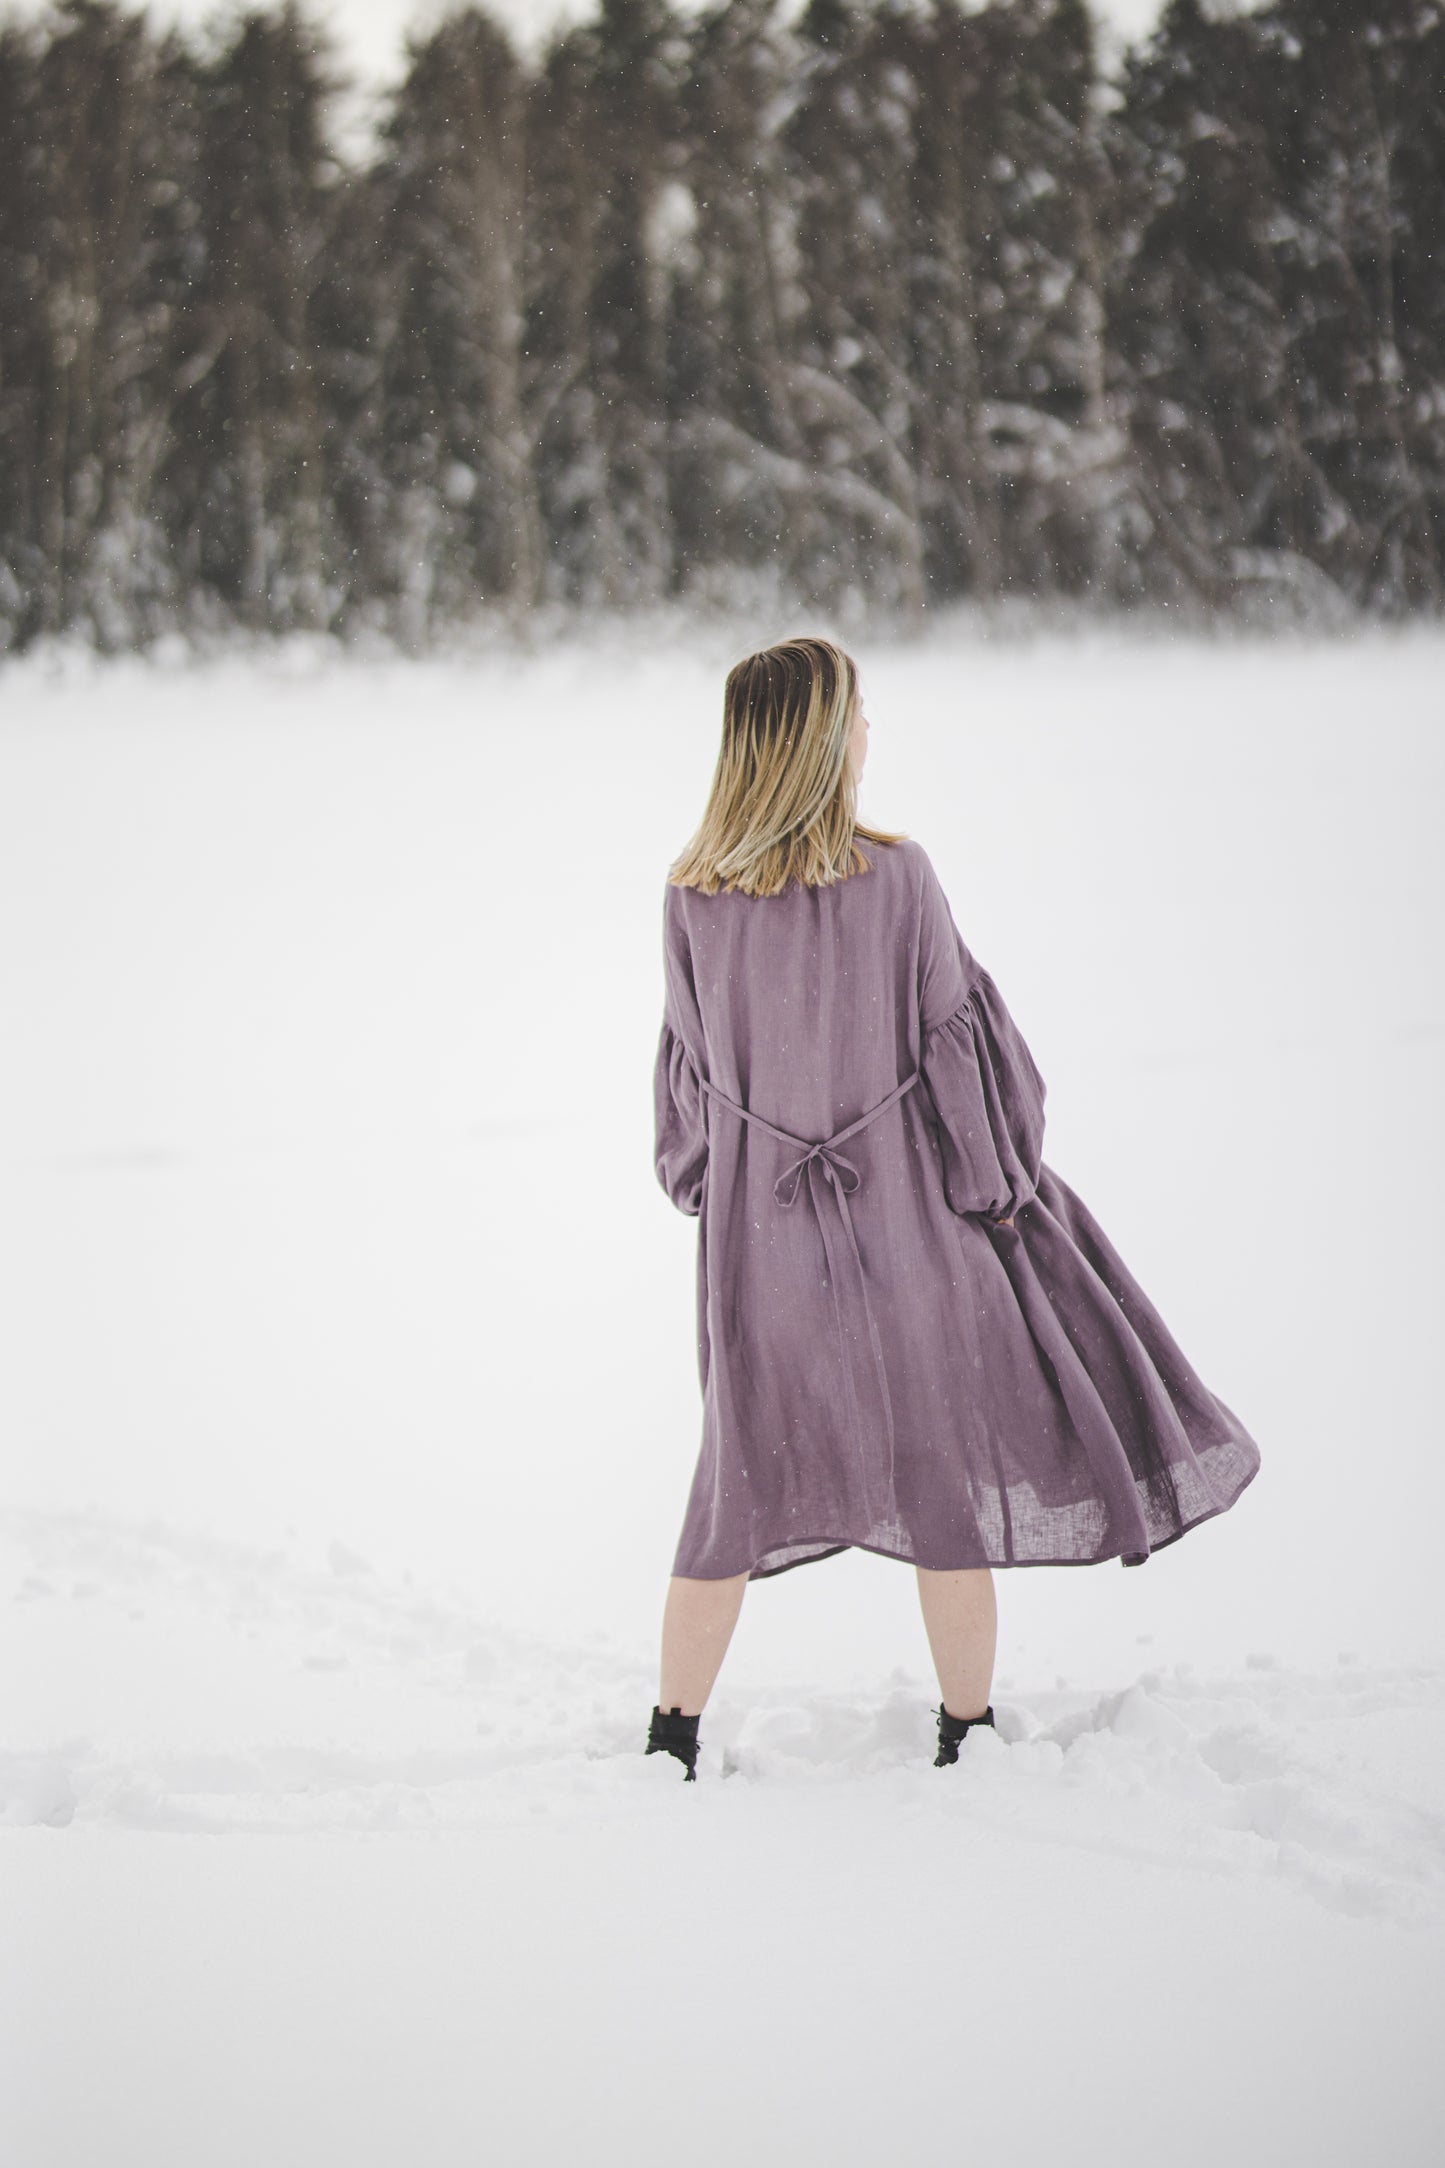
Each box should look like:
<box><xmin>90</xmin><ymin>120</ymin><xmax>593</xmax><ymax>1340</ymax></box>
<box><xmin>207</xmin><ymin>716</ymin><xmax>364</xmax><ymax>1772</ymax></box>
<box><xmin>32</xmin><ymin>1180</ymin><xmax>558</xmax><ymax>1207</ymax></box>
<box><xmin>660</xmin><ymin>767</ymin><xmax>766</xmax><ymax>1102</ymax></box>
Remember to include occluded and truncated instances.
<box><xmin>649</xmin><ymin>637</ymin><xmax>1261</xmax><ymax>1780</ymax></box>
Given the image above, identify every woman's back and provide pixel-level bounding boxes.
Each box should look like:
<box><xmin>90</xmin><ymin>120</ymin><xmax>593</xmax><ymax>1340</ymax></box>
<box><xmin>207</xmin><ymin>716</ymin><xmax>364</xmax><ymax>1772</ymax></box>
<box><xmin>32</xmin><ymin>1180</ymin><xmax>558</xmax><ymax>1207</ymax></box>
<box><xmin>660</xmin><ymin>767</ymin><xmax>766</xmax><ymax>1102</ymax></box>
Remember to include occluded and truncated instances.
<box><xmin>661</xmin><ymin>834</ymin><xmax>936</xmax><ymax>1141</ymax></box>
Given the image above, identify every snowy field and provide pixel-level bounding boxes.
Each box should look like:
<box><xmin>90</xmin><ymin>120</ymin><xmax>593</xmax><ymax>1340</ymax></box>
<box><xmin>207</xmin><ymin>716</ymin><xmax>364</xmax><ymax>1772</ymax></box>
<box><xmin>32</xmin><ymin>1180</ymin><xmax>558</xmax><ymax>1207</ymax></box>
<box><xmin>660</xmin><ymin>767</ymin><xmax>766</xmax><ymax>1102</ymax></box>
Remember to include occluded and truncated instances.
<box><xmin>2</xmin><ymin>616</ymin><xmax>1443</xmax><ymax>2166</ymax></box>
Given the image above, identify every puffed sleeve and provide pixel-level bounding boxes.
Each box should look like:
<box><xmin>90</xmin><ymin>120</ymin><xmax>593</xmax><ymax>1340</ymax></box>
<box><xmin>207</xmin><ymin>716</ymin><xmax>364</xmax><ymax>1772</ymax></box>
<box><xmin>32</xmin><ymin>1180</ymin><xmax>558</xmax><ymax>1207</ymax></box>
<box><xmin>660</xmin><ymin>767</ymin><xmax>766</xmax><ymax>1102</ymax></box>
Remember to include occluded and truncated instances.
<box><xmin>652</xmin><ymin>883</ymin><xmax>709</xmax><ymax>1215</ymax></box>
<box><xmin>654</xmin><ymin>1016</ymin><xmax>707</xmax><ymax>1215</ymax></box>
<box><xmin>914</xmin><ymin>849</ymin><xmax>1047</xmax><ymax>1227</ymax></box>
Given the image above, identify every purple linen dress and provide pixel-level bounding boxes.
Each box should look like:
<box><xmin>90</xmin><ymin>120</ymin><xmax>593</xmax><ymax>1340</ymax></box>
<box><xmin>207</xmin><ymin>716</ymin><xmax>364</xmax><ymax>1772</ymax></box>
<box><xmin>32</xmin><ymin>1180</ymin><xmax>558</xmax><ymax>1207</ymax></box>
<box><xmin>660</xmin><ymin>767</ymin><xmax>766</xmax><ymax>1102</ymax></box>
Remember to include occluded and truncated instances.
<box><xmin>653</xmin><ymin>834</ymin><xmax>1261</xmax><ymax>1580</ymax></box>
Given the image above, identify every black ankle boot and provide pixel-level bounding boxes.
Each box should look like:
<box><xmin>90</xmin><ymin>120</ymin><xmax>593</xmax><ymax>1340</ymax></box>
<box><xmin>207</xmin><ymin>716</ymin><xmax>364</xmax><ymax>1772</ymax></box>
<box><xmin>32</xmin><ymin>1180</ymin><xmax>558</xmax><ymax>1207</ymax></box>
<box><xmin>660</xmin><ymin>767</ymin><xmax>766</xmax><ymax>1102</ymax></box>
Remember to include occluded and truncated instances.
<box><xmin>934</xmin><ymin>1702</ymin><xmax>996</xmax><ymax>1766</ymax></box>
<box><xmin>646</xmin><ymin>1705</ymin><xmax>701</xmax><ymax>1781</ymax></box>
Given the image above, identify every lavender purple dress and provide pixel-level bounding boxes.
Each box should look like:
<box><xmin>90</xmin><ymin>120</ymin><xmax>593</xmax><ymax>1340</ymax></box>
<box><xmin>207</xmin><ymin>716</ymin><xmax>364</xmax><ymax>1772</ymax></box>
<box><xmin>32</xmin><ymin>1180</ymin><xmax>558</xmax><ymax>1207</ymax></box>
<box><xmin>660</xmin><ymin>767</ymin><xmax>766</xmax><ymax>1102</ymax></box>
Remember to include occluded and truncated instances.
<box><xmin>654</xmin><ymin>834</ymin><xmax>1261</xmax><ymax>1580</ymax></box>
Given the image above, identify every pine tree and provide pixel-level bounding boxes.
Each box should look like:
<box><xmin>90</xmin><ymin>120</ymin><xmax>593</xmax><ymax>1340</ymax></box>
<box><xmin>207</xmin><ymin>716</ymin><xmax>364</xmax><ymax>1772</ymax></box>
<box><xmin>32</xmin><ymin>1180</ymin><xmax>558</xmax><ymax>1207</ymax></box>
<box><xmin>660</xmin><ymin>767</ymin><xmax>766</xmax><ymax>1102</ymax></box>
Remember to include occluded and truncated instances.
<box><xmin>778</xmin><ymin>0</ymin><xmax>926</xmax><ymax>612</ymax></box>
<box><xmin>179</xmin><ymin>4</ymin><xmax>343</xmax><ymax>629</ymax></box>
<box><xmin>526</xmin><ymin>0</ymin><xmax>690</xmax><ymax>604</ymax></box>
<box><xmin>1105</xmin><ymin>0</ymin><xmax>1307</xmax><ymax>603</ymax></box>
<box><xmin>1106</xmin><ymin>0</ymin><xmax>1445</xmax><ymax>613</ymax></box>
<box><xmin>978</xmin><ymin>0</ymin><xmax>1126</xmax><ymax>600</ymax></box>
<box><xmin>1268</xmin><ymin>0</ymin><xmax>1445</xmax><ymax>609</ymax></box>
<box><xmin>0</xmin><ymin>2</ymin><xmax>199</xmax><ymax>645</ymax></box>
<box><xmin>668</xmin><ymin>0</ymin><xmax>808</xmax><ymax>611</ymax></box>
<box><xmin>0</xmin><ymin>16</ymin><xmax>49</xmax><ymax>643</ymax></box>
<box><xmin>370</xmin><ymin>8</ymin><xmax>539</xmax><ymax>638</ymax></box>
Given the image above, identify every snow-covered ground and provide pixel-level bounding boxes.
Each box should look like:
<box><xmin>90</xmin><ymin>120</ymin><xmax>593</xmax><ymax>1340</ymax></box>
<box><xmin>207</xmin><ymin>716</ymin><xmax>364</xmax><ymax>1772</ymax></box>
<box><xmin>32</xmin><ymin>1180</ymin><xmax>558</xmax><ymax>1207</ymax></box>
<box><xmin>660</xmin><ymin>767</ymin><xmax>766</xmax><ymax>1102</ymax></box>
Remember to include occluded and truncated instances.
<box><xmin>2</xmin><ymin>616</ymin><xmax>1442</xmax><ymax>2166</ymax></box>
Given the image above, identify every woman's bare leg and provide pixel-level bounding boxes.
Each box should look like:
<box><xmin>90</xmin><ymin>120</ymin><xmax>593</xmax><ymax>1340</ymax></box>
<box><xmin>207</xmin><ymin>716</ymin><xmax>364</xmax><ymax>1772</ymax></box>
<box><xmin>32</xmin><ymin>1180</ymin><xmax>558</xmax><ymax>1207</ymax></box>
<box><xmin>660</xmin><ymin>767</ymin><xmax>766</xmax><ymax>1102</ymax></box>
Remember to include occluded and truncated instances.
<box><xmin>658</xmin><ymin>1572</ymin><xmax>749</xmax><ymax>1717</ymax></box>
<box><xmin>915</xmin><ymin>1566</ymin><xmax>997</xmax><ymax>1720</ymax></box>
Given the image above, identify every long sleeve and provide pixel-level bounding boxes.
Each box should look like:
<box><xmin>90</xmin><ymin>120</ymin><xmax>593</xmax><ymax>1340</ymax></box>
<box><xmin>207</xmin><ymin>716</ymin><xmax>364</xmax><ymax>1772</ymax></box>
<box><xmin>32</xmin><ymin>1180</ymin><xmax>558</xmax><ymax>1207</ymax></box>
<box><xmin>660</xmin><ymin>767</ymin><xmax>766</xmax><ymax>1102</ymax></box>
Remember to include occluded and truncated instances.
<box><xmin>654</xmin><ymin>1015</ymin><xmax>707</xmax><ymax>1215</ymax></box>
<box><xmin>914</xmin><ymin>849</ymin><xmax>1047</xmax><ymax>1226</ymax></box>
<box><xmin>653</xmin><ymin>882</ymin><xmax>709</xmax><ymax>1216</ymax></box>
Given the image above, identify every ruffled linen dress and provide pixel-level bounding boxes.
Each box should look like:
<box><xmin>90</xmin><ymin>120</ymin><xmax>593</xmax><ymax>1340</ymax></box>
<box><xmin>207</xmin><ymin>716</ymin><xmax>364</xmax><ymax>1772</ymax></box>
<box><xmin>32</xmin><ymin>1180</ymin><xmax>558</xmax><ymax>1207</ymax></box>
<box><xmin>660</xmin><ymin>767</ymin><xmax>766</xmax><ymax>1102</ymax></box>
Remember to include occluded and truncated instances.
<box><xmin>653</xmin><ymin>834</ymin><xmax>1260</xmax><ymax>1580</ymax></box>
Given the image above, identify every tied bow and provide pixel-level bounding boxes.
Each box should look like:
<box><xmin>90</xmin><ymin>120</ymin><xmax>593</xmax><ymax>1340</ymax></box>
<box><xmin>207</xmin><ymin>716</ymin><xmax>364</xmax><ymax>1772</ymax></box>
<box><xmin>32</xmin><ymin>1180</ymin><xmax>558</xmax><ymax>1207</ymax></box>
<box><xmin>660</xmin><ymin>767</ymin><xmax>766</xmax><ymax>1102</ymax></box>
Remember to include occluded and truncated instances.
<box><xmin>774</xmin><ymin>1141</ymin><xmax>862</xmax><ymax>1209</ymax></box>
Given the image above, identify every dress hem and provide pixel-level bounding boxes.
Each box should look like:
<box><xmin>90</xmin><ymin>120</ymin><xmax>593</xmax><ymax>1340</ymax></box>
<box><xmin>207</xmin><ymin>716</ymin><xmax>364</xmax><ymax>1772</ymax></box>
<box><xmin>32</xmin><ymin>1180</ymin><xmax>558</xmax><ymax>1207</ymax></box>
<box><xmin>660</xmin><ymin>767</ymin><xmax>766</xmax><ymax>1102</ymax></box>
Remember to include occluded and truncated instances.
<box><xmin>680</xmin><ymin>1455</ymin><xmax>1261</xmax><ymax>1582</ymax></box>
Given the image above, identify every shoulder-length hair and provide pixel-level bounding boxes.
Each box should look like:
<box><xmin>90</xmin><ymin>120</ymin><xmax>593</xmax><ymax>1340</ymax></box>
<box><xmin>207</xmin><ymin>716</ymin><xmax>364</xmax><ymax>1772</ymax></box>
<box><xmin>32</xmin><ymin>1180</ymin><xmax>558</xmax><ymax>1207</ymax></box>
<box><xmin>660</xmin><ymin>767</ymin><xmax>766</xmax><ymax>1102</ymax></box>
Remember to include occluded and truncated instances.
<box><xmin>667</xmin><ymin>636</ymin><xmax>908</xmax><ymax>897</ymax></box>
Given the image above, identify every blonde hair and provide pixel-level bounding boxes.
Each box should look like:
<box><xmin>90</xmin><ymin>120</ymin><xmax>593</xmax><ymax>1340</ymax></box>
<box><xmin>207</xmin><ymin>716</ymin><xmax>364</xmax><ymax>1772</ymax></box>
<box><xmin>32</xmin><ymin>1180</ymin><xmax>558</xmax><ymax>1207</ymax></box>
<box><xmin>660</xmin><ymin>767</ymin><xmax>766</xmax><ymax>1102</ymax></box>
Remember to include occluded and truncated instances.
<box><xmin>668</xmin><ymin>637</ymin><xmax>908</xmax><ymax>896</ymax></box>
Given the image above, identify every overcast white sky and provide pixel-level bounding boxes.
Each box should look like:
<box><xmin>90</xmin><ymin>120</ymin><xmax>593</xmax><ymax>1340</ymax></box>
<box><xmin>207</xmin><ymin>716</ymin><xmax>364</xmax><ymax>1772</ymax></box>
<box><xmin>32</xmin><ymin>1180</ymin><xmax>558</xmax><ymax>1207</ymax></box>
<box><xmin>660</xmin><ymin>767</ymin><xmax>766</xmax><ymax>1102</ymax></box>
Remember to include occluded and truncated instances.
<box><xmin>11</xmin><ymin>0</ymin><xmax>1175</xmax><ymax>80</ymax></box>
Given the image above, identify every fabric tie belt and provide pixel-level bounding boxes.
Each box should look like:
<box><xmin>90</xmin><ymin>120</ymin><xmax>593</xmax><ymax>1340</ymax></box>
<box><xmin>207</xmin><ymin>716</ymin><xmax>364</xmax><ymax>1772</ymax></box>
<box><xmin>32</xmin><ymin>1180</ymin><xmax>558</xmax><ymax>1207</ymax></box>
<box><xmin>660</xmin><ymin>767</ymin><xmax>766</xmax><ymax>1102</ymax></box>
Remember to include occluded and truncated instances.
<box><xmin>697</xmin><ymin>1067</ymin><xmax>921</xmax><ymax>1520</ymax></box>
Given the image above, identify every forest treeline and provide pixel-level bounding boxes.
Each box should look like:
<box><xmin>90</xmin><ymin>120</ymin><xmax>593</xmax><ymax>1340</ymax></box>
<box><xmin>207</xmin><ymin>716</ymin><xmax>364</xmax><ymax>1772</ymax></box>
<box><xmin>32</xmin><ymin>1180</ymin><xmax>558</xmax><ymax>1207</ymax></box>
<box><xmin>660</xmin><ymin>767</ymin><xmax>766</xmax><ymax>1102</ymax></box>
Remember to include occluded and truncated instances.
<box><xmin>1</xmin><ymin>0</ymin><xmax>1442</xmax><ymax>649</ymax></box>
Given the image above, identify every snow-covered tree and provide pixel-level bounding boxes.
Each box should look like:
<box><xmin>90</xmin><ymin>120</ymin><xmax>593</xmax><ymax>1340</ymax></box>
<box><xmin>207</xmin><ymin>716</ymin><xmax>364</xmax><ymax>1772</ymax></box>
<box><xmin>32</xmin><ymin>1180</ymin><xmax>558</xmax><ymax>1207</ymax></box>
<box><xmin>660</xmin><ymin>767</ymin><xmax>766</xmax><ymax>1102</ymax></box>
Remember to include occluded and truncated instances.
<box><xmin>1</xmin><ymin>0</ymin><xmax>1442</xmax><ymax>644</ymax></box>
